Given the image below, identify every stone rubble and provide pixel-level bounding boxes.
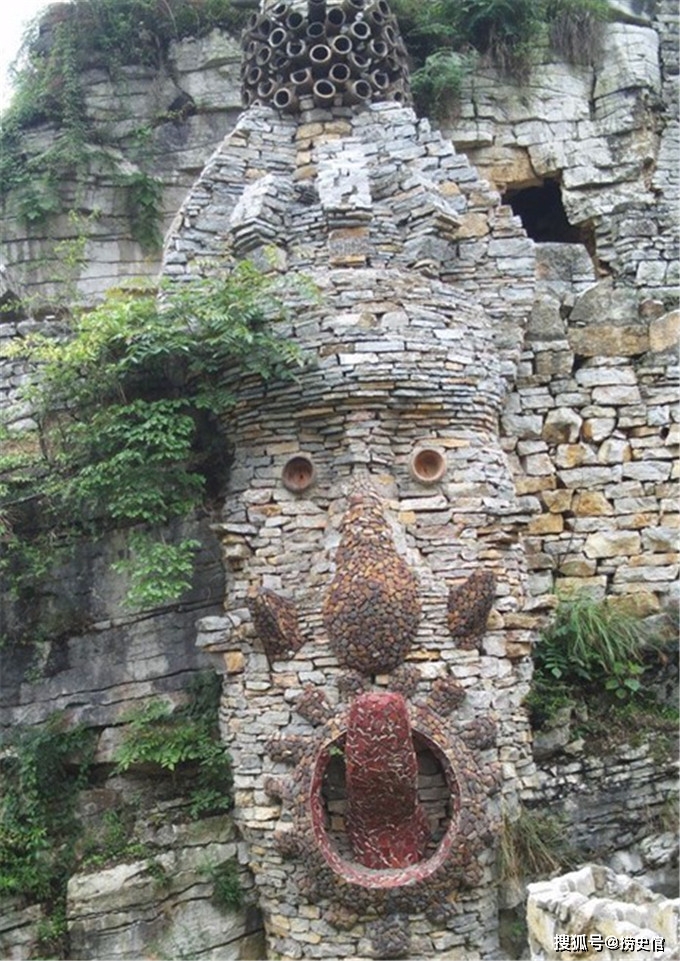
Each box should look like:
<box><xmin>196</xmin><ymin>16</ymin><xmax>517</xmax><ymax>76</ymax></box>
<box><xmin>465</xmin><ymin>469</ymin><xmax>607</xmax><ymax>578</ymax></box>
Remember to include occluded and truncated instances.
<box><xmin>527</xmin><ymin>864</ymin><xmax>679</xmax><ymax>961</ymax></box>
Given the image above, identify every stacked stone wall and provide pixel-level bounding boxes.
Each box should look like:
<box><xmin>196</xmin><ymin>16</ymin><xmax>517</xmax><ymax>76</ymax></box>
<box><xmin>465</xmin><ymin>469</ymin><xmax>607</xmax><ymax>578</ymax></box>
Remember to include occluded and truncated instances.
<box><xmin>448</xmin><ymin>0</ymin><xmax>679</xmax><ymax>618</ymax></box>
<box><xmin>503</xmin><ymin>246</ymin><xmax>678</xmax><ymax>618</ymax></box>
<box><xmin>164</xmin><ymin>99</ymin><xmax>538</xmax><ymax>957</ymax></box>
<box><xmin>527</xmin><ymin>865</ymin><xmax>678</xmax><ymax>961</ymax></box>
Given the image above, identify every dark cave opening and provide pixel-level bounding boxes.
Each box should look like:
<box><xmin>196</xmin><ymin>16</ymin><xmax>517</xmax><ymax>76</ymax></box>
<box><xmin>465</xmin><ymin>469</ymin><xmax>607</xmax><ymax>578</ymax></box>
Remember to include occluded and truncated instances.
<box><xmin>503</xmin><ymin>178</ymin><xmax>594</xmax><ymax>254</ymax></box>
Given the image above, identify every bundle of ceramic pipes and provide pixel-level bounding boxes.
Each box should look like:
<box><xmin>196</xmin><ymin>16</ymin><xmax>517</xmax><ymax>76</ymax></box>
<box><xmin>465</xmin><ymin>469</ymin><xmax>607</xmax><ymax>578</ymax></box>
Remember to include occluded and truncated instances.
<box><xmin>240</xmin><ymin>0</ymin><xmax>413</xmax><ymax>112</ymax></box>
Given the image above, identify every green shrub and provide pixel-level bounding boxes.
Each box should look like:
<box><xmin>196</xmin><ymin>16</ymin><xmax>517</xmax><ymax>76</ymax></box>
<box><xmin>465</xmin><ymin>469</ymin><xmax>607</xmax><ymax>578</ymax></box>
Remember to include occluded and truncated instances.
<box><xmin>114</xmin><ymin>672</ymin><xmax>232</xmax><ymax>818</ymax></box>
<box><xmin>535</xmin><ymin>592</ymin><xmax>649</xmax><ymax>697</ymax></box>
<box><xmin>391</xmin><ymin>0</ymin><xmax>463</xmax><ymax>67</ymax></box>
<box><xmin>205</xmin><ymin>858</ymin><xmax>244</xmax><ymax>910</ymax></box>
<box><xmin>1</xmin><ymin>261</ymin><xmax>304</xmax><ymax>622</ymax></box>
<box><xmin>526</xmin><ymin>592</ymin><xmax>670</xmax><ymax>735</ymax></box>
<box><xmin>455</xmin><ymin>0</ymin><xmax>545</xmax><ymax>78</ymax></box>
<box><xmin>411</xmin><ymin>51</ymin><xmax>474</xmax><ymax>118</ymax></box>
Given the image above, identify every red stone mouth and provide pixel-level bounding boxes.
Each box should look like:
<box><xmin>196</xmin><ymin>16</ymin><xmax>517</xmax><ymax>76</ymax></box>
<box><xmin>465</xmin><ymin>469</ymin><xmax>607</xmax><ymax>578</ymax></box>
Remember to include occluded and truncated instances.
<box><xmin>309</xmin><ymin>722</ymin><xmax>460</xmax><ymax>889</ymax></box>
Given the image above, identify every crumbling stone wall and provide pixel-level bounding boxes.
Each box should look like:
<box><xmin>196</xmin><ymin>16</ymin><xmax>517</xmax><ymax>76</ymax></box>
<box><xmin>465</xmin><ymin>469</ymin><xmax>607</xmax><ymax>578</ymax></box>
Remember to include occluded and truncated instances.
<box><xmin>447</xmin><ymin>0</ymin><xmax>679</xmax><ymax>618</ymax></box>
<box><xmin>527</xmin><ymin>865</ymin><xmax>678</xmax><ymax>961</ymax></box>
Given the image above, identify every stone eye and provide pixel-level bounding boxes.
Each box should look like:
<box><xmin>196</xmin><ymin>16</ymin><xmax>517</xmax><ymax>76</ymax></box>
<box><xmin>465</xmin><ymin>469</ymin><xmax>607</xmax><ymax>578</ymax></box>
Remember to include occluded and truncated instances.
<box><xmin>281</xmin><ymin>454</ymin><xmax>316</xmax><ymax>492</ymax></box>
<box><xmin>409</xmin><ymin>447</ymin><xmax>446</xmax><ymax>484</ymax></box>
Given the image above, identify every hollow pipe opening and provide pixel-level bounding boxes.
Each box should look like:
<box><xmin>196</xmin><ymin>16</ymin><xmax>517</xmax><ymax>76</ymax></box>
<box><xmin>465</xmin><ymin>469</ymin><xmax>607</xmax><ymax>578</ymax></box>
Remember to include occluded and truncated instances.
<box><xmin>329</xmin><ymin>62</ymin><xmax>351</xmax><ymax>84</ymax></box>
<box><xmin>312</xmin><ymin>78</ymin><xmax>337</xmax><ymax>106</ymax></box>
<box><xmin>269</xmin><ymin>26</ymin><xmax>287</xmax><ymax>48</ymax></box>
<box><xmin>273</xmin><ymin>86</ymin><xmax>299</xmax><ymax>113</ymax></box>
<box><xmin>325</xmin><ymin>6</ymin><xmax>346</xmax><ymax>34</ymax></box>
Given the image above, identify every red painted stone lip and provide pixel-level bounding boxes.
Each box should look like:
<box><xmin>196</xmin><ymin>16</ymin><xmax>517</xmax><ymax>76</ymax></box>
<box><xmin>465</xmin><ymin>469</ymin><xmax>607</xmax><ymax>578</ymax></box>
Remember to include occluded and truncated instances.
<box><xmin>345</xmin><ymin>692</ymin><xmax>430</xmax><ymax>869</ymax></box>
<box><xmin>309</xmin><ymin>718</ymin><xmax>461</xmax><ymax>889</ymax></box>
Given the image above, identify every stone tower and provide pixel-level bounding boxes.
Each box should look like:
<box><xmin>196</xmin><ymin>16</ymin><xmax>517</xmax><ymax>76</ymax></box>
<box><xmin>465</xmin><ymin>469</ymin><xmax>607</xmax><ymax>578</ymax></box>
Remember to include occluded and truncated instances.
<box><xmin>162</xmin><ymin>1</ymin><xmax>538</xmax><ymax>955</ymax></box>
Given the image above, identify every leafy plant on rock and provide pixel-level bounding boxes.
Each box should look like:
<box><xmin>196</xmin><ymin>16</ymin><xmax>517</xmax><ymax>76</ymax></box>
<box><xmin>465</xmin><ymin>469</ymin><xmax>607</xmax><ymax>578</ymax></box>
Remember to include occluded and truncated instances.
<box><xmin>526</xmin><ymin>591</ymin><xmax>674</xmax><ymax>741</ymax></box>
<box><xmin>411</xmin><ymin>50</ymin><xmax>475</xmax><ymax>119</ymax></box>
<box><xmin>0</xmin><ymin>715</ymin><xmax>95</xmax><ymax>906</ymax></box>
<box><xmin>114</xmin><ymin>672</ymin><xmax>232</xmax><ymax>819</ymax></box>
<box><xmin>393</xmin><ymin>0</ymin><xmax>609</xmax><ymax>115</ymax></box>
<box><xmin>119</xmin><ymin>171</ymin><xmax>165</xmax><ymax>252</ymax></box>
<box><xmin>204</xmin><ymin>857</ymin><xmax>244</xmax><ymax>910</ymax></box>
<box><xmin>79</xmin><ymin>808</ymin><xmax>150</xmax><ymax>870</ymax></box>
<box><xmin>1</xmin><ymin>260</ymin><xmax>304</xmax><ymax>628</ymax></box>
<box><xmin>535</xmin><ymin>592</ymin><xmax>648</xmax><ymax>693</ymax></box>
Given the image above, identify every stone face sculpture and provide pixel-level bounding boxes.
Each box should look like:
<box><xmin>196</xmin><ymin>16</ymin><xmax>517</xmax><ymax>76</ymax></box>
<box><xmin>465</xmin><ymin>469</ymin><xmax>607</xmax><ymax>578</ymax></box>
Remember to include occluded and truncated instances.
<box><xmin>247</xmin><ymin>488</ymin><xmax>503</xmax><ymax>953</ymax></box>
<box><xmin>174</xmin><ymin>1</ymin><xmax>538</xmax><ymax>953</ymax></box>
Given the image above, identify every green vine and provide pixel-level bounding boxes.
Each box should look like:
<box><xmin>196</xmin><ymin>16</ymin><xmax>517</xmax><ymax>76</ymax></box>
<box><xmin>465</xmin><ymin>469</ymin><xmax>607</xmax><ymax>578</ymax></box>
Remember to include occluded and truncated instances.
<box><xmin>1</xmin><ymin>260</ymin><xmax>305</xmax><ymax>634</ymax></box>
<box><xmin>0</xmin><ymin>716</ymin><xmax>95</xmax><ymax>908</ymax></box>
<box><xmin>79</xmin><ymin>808</ymin><xmax>150</xmax><ymax>870</ymax></box>
<box><xmin>0</xmin><ymin>672</ymin><xmax>230</xmax><ymax>954</ymax></box>
<box><xmin>119</xmin><ymin>171</ymin><xmax>165</xmax><ymax>252</ymax></box>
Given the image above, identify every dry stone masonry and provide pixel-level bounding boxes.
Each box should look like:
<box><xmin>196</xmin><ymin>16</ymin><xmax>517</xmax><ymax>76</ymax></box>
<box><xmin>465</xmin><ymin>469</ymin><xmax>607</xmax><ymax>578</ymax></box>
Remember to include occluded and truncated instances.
<box><xmin>447</xmin><ymin>0</ymin><xmax>679</xmax><ymax>620</ymax></box>
<box><xmin>169</xmin><ymin>2</ymin><xmax>538</xmax><ymax>954</ymax></box>
<box><xmin>527</xmin><ymin>865</ymin><xmax>678</xmax><ymax>961</ymax></box>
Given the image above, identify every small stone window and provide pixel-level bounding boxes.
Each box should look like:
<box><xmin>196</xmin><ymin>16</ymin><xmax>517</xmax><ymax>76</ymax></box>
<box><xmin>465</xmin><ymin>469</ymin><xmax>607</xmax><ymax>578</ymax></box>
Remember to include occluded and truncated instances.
<box><xmin>282</xmin><ymin>454</ymin><xmax>316</xmax><ymax>492</ymax></box>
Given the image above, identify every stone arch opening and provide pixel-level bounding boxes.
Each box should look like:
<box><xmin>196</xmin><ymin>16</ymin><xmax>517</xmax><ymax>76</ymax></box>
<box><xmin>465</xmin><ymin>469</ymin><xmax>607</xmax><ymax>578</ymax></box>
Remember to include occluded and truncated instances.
<box><xmin>503</xmin><ymin>178</ymin><xmax>595</xmax><ymax>253</ymax></box>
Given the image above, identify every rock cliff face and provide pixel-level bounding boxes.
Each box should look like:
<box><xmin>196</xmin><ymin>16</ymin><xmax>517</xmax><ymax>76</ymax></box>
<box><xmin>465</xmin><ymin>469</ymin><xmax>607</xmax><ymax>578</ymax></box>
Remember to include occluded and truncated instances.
<box><xmin>0</xmin><ymin>1</ymin><xmax>677</xmax><ymax>959</ymax></box>
<box><xmin>1</xmin><ymin>28</ymin><xmax>244</xmax><ymax>305</ymax></box>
